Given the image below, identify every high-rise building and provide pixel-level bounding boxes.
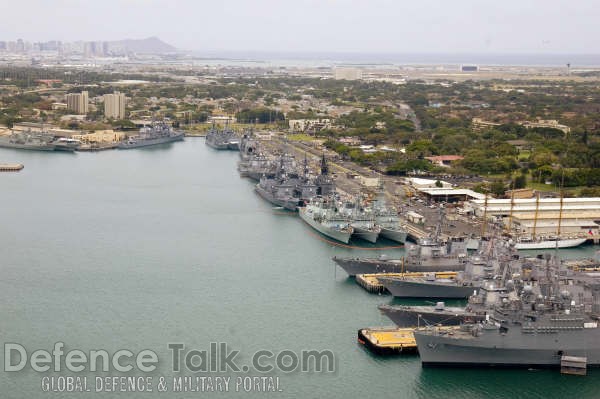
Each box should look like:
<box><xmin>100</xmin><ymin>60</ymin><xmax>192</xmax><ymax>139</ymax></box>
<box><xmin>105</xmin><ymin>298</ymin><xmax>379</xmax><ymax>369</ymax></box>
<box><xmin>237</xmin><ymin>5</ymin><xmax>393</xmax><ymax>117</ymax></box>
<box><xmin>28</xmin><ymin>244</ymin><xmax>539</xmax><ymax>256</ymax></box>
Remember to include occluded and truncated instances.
<box><xmin>15</xmin><ymin>38</ymin><xmax>25</xmax><ymax>53</ymax></box>
<box><xmin>103</xmin><ymin>92</ymin><xmax>126</xmax><ymax>119</ymax></box>
<box><xmin>65</xmin><ymin>91</ymin><xmax>89</xmax><ymax>114</ymax></box>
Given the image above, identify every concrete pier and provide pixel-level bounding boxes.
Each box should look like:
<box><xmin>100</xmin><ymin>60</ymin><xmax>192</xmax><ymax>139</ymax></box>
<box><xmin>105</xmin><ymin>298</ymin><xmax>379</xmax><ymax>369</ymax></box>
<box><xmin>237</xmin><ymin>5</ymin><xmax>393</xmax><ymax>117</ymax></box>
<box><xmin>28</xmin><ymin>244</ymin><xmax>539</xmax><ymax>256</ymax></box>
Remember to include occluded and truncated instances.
<box><xmin>0</xmin><ymin>163</ymin><xmax>24</xmax><ymax>172</ymax></box>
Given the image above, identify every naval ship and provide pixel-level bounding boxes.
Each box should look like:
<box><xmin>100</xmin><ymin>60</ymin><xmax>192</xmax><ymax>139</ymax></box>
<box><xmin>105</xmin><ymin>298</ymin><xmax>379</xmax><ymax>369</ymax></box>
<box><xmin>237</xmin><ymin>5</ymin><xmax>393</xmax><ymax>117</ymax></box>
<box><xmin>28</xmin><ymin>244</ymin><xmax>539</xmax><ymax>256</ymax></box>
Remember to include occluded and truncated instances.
<box><xmin>332</xmin><ymin>209</ymin><xmax>470</xmax><ymax>275</ymax></box>
<box><xmin>239</xmin><ymin>131</ymin><xmax>258</xmax><ymax>160</ymax></box>
<box><xmin>205</xmin><ymin>124</ymin><xmax>239</xmax><ymax>150</ymax></box>
<box><xmin>377</xmin><ymin>238</ymin><xmax>507</xmax><ymax>298</ymax></box>
<box><xmin>118</xmin><ymin>122</ymin><xmax>184</xmax><ymax>149</ymax></box>
<box><xmin>378</xmin><ymin>302</ymin><xmax>486</xmax><ymax>327</ymax></box>
<box><xmin>414</xmin><ymin>253</ymin><xmax>600</xmax><ymax>368</ymax></box>
<box><xmin>254</xmin><ymin>155</ymin><xmax>334</xmax><ymax>212</ymax></box>
<box><xmin>255</xmin><ymin>164</ymin><xmax>304</xmax><ymax>211</ymax></box>
<box><xmin>340</xmin><ymin>197</ymin><xmax>381</xmax><ymax>243</ymax></box>
<box><xmin>299</xmin><ymin>195</ymin><xmax>353</xmax><ymax>243</ymax></box>
<box><xmin>372</xmin><ymin>193</ymin><xmax>408</xmax><ymax>243</ymax></box>
<box><xmin>0</xmin><ymin>130</ymin><xmax>57</xmax><ymax>151</ymax></box>
<box><xmin>238</xmin><ymin>153</ymin><xmax>276</xmax><ymax>180</ymax></box>
<box><xmin>332</xmin><ymin>237</ymin><xmax>468</xmax><ymax>276</ymax></box>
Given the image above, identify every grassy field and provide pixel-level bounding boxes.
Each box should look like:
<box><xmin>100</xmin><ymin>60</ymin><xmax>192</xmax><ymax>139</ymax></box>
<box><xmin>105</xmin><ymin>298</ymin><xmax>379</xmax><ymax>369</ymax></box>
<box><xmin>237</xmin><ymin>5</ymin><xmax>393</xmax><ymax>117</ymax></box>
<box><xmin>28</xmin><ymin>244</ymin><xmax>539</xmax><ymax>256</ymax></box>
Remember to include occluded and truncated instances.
<box><xmin>286</xmin><ymin>133</ymin><xmax>317</xmax><ymax>142</ymax></box>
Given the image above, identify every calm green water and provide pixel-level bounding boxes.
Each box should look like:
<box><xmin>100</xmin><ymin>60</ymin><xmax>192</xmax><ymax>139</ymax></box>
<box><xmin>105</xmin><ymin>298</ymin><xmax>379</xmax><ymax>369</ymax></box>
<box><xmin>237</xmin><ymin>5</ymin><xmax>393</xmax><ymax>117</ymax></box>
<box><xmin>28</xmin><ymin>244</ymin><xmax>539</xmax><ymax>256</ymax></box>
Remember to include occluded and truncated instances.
<box><xmin>1</xmin><ymin>139</ymin><xmax>599</xmax><ymax>399</ymax></box>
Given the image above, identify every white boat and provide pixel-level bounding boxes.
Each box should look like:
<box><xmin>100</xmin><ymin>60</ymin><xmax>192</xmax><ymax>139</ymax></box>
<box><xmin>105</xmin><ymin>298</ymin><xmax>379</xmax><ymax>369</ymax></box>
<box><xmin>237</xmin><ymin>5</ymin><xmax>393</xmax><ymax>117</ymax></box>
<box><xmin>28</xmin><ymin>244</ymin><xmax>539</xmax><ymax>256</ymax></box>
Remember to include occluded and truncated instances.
<box><xmin>514</xmin><ymin>237</ymin><xmax>587</xmax><ymax>250</ymax></box>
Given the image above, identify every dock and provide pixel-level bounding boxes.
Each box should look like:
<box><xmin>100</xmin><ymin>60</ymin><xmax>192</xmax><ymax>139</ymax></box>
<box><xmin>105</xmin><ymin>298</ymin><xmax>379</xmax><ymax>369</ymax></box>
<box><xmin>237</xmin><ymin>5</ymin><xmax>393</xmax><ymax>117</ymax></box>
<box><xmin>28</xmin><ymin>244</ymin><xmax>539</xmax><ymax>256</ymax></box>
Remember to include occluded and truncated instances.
<box><xmin>0</xmin><ymin>163</ymin><xmax>24</xmax><ymax>172</ymax></box>
<box><xmin>561</xmin><ymin>355</ymin><xmax>587</xmax><ymax>375</ymax></box>
<box><xmin>564</xmin><ymin>258</ymin><xmax>600</xmax><ymax>271</ymax></box>
<box><xmin>355</xmin><ymin>271</ymin><xmax>459</xmax><ymax>294</ymax></box>
<box><xmin>358</xmin><ymin>326</ymin><xmax>460</xmax><ymax>355</ymax></box>
<box><xmin>402</xmin><ymin>222</ymin><xmax>428</xmax><ymax>241</ymax></box>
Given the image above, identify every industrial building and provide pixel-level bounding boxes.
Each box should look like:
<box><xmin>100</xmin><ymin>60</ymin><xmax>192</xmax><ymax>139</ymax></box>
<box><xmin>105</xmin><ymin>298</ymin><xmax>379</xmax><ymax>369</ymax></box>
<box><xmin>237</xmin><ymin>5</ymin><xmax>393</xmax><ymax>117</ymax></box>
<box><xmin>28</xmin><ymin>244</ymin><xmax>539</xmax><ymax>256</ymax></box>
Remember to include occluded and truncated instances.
<box><xmin>465</xmin><ymin>197</ymin><xmax>600</xmax><ymax>237</ymax></box>
<box><xmin>333</xmin><ymin>67</ymin><xmax>363</xmax><ymax>80</ymax></box>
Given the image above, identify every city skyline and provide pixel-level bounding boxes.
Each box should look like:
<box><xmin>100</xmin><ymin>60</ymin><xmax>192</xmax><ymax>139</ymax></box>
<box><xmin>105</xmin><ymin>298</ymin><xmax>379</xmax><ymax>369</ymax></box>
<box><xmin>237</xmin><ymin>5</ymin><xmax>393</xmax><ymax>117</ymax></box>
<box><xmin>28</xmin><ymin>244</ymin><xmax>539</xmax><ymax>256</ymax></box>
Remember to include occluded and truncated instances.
<box><xmin>1</xmin><ymin>0</ymin><xmax>600</xmax><ymax>55</ymax></box>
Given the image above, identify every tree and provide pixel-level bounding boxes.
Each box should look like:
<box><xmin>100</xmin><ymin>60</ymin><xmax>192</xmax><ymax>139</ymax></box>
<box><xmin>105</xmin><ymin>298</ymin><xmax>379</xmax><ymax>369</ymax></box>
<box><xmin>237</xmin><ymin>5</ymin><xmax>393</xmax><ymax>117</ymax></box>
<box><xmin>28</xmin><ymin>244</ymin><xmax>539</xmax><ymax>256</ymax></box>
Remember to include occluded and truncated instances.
<box><xmin>490</xmin><ymin>180</ymin><xmax>506</xmax><ymax>198</ymax></box>
<box><xmin>513</xmin><ymin>174</ymin><xmax>527</xmax><ymax>189</ymax></box>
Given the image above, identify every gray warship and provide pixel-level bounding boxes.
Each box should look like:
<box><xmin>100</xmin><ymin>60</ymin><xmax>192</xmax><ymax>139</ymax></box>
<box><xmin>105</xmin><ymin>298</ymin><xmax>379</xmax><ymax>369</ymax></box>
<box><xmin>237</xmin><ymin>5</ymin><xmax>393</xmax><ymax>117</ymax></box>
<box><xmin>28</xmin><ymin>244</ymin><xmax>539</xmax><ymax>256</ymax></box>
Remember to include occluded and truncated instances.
<box><xmin>341</xmin><ymin>197</ymin><xmax>381</xmax><ymax>243</ymax></box>
<box><xmin>332</xmin><ymin>237</ymin><xmax>468</xmax><ymax>276</ymax></box>
<box><xmin>118</xmin><ymin>122</ymin><xmax>184</xmax><ymax>149</ymax></box>
<box><xmin>238</xmin><ymin>153</ymin><xmax>277</xmax><ymax>180</ymax></box>
<box><xmin>205</xmin><ymin>124</ymin><xmax>238</xmax><ymax>150</ymax></box>
<box><xmin>414</xmin><ymin>252</ymin><xmax>600</xmax><ymax>368</ymax></box>
<box><xmin>255</xmin><ymin>163</ymin><xmax>303</xmax><ymax>211</ymax></box>
<box><xmin>378</xmin><ymin>274</ymin><xmax>479</xmax><ymax>299</ymax></box>
<box><xmin>377</xmin><ymin>239</ymin><xmax>505</xmax><ymax>299</ymax></box>
<box><xmin>372</xmin><ymin>193</ymin><xmax>408</xmax><ymax>243</ymax></box>
<box><xmin>0</xmin><ymin>130</ymin><xmax>57</xmax><ymax>151</ymax></box>
<box><xmin>254</xmin><ymin>155</ymin><xmax>332</xmax><ymax>211</ymax></box>
<box><xmin>378</xmin><ymin>301</ymin><xmax>486</xmax><ymax>327</ymax></box>
<box><xmin>239</xmin><ymin>131</ymin><xmax>258</xmax><ymax>160</ymax></box>
<box><xmin>332</xmin><ymin>209</ymin><xmax>469</xmax><ymax>275</ymax></box>
<box><xmin>299</xmin><ymin>195</ymin><xmax>354</xmax><ymax>243</ymax></box>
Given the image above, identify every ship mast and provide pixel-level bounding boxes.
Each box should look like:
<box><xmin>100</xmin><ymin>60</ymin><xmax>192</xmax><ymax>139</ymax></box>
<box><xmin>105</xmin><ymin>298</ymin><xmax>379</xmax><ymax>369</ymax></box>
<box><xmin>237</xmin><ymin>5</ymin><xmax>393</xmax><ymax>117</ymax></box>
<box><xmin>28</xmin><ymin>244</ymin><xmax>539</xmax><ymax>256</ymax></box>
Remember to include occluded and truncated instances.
<box><xmin>507</xmin><ymin>179</ymin><xmax>516</xmax><ymax>235</ymax></box>
<box><xmin>555</xmin><ymin>170</ymin><xmax>566</xmax><ymax>252</ymax></box>
<box><xmin>480</xmin><ymin>194</ymin><xmax>488</xmax><ymax>238</ymax></box>
<box><xmin>532</xmin><ymin>192</ymin><xmax>540</xmax><ymax>240</ymax></box>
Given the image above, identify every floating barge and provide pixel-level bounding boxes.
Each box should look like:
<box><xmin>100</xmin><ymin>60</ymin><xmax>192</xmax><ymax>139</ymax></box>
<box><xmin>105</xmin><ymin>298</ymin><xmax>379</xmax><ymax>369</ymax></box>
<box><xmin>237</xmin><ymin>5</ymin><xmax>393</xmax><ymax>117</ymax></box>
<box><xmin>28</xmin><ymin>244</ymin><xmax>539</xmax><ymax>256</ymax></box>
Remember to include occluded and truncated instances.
<box><xmin>355</xmin><ymin>271</ymin><xmax>458</xmax><ymax>294</ymax></box>
<box><xmin>358</xmin><ymin>326</ymin><xmax>418</xmax><ymax>355</ymax></box>
<box><xmin>358</xmin><ymin>326</ymin><xmax>459</xmax><ymax>356</ymax></box>
<box><xmin>0</xmin><ymin>163</ymin><xmax>24</xmax><ymax>172</ymax></box>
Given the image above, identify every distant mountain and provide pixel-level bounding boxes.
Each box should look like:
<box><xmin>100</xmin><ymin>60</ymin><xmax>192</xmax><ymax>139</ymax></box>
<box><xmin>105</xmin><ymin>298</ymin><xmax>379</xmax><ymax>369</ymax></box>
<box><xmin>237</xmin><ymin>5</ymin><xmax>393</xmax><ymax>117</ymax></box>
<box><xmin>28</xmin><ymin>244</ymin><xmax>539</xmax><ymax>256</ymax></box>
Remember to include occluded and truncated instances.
<box><xmin>109</xmin><ymin>37</ymin><xmax>177</xmax><ymax>54</ymax></box>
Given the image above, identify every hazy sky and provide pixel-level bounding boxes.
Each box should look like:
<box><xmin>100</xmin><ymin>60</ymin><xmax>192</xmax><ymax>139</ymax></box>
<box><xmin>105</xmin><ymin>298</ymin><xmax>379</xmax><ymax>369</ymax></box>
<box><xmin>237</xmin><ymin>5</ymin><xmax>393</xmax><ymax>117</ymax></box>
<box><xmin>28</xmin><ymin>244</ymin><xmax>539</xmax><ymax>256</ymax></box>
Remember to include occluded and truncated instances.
<box><xmin>2</xmin><ymin>0</ymin><xmax>599</xmax><ymax>54</ymax></box>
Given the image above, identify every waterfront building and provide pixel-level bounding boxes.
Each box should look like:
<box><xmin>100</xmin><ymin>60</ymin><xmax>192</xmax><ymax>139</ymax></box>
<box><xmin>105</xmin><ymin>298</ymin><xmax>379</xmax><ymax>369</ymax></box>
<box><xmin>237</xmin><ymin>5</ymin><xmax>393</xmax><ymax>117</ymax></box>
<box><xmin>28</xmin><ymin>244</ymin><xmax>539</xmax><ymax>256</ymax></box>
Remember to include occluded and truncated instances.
<box><xmin>466</xmin><ymin>197</ymin><xmax>600</xmax><ymax>237</ymax></box>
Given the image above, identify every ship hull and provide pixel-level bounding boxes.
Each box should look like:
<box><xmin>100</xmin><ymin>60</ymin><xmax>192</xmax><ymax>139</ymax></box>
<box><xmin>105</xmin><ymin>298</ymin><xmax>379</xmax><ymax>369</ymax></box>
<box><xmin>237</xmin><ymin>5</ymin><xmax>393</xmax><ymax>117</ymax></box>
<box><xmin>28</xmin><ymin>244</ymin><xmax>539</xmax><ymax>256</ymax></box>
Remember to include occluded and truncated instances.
<box><xmin>205</xmin><ymin>141</ymin><xmax>230</xmax><ymax>150</ymax></box>
<box><xmin>254</xmin><ymin>186</ymin><xmax>300</xmax><ymax>211</ymax></box>
<box><xmin>514</xmin><ymin>238</ymin><xmax>587</xmax><ymax>250</ymax></box>
<box><xmin>0</xmin><ymin>142</ymin><xmax>56</xmax><ymax>151</ymax></box>
<box><xmin>299</xmin><ymin>207</ymin><xmax>352</xmax><ymax>244</ymax></box>
<box><xmin>379</xmin><ymin>228</ymin><xmax>408</xmax><ymax>243</ymax></box>
<box><xmin>118</xmin><ymin>133</ymin><xmax>184</xmax><ymax>149</ymax></box>
<box><xmin>332</xmin><ymin>257</ymin><xmax>466</xmax><ymax>276</ymax></box>
<box><xmin>352</xmin><ymin>225</ymin><xmax>379</xmax><ymax>243</ymax></box>
<box><xmin>379</xmin><ymin>305</ymin><xmax>485</xmax><ymax>327</ymax></box>
<box><xmin>415</xmin><ymin>327</ymin><xmax>600</xmax><ymax>368</ymax></box>
<box><xmin>378</xmin><ymin>278</ymin><xmax>477</xmax><ymax>299</ymax></box>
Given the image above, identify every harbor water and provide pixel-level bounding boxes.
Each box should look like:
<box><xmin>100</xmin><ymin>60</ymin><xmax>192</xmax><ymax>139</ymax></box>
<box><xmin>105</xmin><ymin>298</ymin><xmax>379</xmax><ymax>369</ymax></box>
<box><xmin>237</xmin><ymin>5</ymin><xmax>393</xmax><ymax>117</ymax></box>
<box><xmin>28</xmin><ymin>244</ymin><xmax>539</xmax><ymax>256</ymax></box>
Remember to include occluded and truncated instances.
<box><xmin>1</xmin><ymin>139</ymin><xmax>600</xmax><ymax>399</ymax></box>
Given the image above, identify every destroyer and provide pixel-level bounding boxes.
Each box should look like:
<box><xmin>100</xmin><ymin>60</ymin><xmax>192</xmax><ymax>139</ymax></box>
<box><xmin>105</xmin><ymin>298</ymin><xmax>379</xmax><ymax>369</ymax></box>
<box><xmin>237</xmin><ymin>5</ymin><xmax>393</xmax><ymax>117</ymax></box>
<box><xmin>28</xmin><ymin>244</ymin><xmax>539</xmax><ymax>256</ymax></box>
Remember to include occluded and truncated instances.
<box><xmin>205</xmin><ymin>124</ymin><xmax>238</xmax><ymax>150</ymax></box>
<box><xmin>333</xmin><ymin>209</ymin><xmax>469</xmax><ymax>275</ymax></box>
<box><xmin>372</xmin><ymin>192</ymin><xmax>407</xmax><ymax>243</ymax></box>
<box><xmin>378</xmin><ymin>302</ymin><xmax>486</xmax><ymax>327</ymax></box>
<box><xmin>118</xmin><ymin>122</ymin><xmax>184</xmax><ymax>149</ymax></box>
<box><xmin>341</xmin><ymin>197</ymin><xmax>381</xmax><ymax>243</ymax></box>
<box><xmin>0</xmin><ymin>130</ymin><xmax>56</xmax><ymax>151</ymax></box>
<box><xmin>299</xmin><ymin>195</ymin><xmax>353</xmax><ymax>243</ymax></box>
<box><xmin>414</xmin><ymin>253</ymin><xmax>600</xmax><ymax>368</ymax></box>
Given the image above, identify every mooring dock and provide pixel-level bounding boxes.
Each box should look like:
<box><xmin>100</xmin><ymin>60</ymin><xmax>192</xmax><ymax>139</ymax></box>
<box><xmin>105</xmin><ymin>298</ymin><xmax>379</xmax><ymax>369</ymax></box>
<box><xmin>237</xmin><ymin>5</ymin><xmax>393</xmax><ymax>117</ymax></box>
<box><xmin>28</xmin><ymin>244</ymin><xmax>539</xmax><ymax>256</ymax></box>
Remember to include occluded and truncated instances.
<box><xmin>355</xmin><ymin>271</ymin><xmax>459</xmax><ymax>294</ymax></box>
<box><xmin>0</xmin><ymin>163</ymin><xmax>24</xmax><ymax>172</ymax></box>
